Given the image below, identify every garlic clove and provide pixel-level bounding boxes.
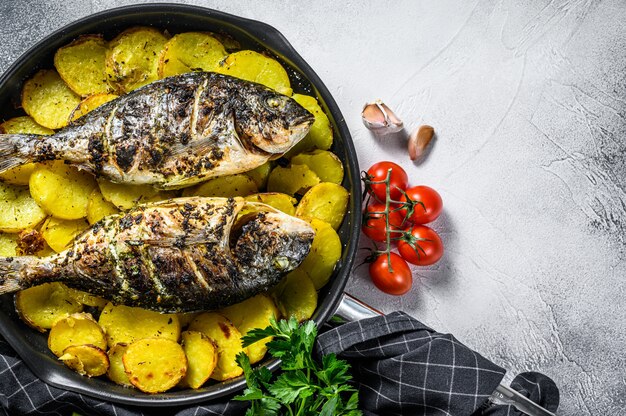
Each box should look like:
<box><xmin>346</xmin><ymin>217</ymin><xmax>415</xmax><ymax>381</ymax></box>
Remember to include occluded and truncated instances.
<box><xmin>408</xmin><ymin>125</ymin><xmax>435</xmax><ymax>160</ymax></box>
<box><xmin>361</xmin><ymin>100</ymin><xmax>404</xmax><ymax>135</ymax></box>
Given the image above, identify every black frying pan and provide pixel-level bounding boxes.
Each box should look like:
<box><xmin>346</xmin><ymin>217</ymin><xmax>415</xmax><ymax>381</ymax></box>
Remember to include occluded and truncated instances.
<box><xmin>0</xmin><ymin>4</ymin><xmax>361</xmax><ymax>406</ymax></box>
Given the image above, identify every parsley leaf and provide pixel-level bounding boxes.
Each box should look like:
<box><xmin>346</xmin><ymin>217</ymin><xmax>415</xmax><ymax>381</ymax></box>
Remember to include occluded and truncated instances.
<box><xmin>234</xmin><ymin>317</ymin><xmax>362</xmax><ymax>416</ymax></box>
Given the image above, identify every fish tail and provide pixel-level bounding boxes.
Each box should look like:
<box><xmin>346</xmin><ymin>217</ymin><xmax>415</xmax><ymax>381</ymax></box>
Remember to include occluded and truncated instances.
<box><xmin>0</xmin><ymin>256</ymin><xmax>43</xmax><ymax>295</ymax></box>
<box><xmin>0</xmin><ymin>134</ymin><xmax>40</xmax><ymax>173</ymax></box>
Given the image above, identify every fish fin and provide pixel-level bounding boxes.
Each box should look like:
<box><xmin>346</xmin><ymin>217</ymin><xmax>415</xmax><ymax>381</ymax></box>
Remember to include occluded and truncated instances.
<box><xmin>0</xmin><ymin>134</ymin><xmax>38</xmax><ymax>173</ymax></box>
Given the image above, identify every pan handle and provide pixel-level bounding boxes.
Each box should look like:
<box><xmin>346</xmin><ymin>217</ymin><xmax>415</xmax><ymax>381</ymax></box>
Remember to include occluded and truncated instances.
<box><xmin>330</xmin><ymin>292</ymin><xmax>556</xmax><ymax>416</ymax></box>
<box><xmin>331</xmin><ymin>292</ymin><xmax>382</xmax><ymax>323</ymax></box>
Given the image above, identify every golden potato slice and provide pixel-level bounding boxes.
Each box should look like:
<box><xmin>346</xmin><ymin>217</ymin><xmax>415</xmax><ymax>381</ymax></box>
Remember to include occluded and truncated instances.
<box><xmin>220</xmin><ymin>294</ymin><xmax>278</xmax><ymax>364</ymax></box>
<box><xmin>291</xmin><ymin>150</ymin><xmax>344</xmax><ymax>184</ymax></box>
<box><xmin>107</xmin><ymin>343</ymin><xmax>132</xmax><ymax>386</ymax></box>
<box><xmin>48</xmin><ymin>312</ymin><xmax>106</xmax><ymax>357</ymax></box>
<box><xmin>285</xmin><ymin>94</ymin><xmax>333</xmax><ymax>157</ymax></box>
<box><xmin>216</xmin><ymin>50</ymin><xmax>292</xmax><ymax>95</ymax></box>
<box><xmin>54</xmin><ymin>34</ymin><xmax>112</xmax><ymax>97</ymax></box>
<box><xmin>65</xmin><ymin>288</ymin><xmax>108</xmax><ymax>309</ymax></box>
<box><xmin>15</xmin><ymin>283</ymin><xmax>83</xmax><ymax>332</ymax></box>
<box><xmin>0</xmin><ymin>116</ymin><xmax>55</xmax><ymax>136</ymax></box>
<box><xmin>245</xmin><ymin>161</ymin><xmax>272</xmax><ymax>189</ymax></box>
<box><xmin>243</xmin><ymin>193</ymin><xmax>297</xmax><ymax>215</ymax></box>
<box><xmin>40</xmin><ymin>217</ymin><xmax>89</xmax><ymax>253</ymax></box>
<box><xmin>86</xmin><ymin>188</ymin><xmax>119</xmax><ymax>224</ymax></box>
<box><xmin>21</xmin><ymin>69</ymin><xmax>81</xmax><ymax>129</ymax></box>
<box><xmin>298</xmin><ymin>219</ymin><xmax>342</xmax><ymax>289</ymax></box>
<box><xmin>98</xmin><ymin>180</ymin><xmax>172</xmax><ymax>210</ymax></box>
<box><xmin>295</xmin><ymin>182</ymin><xmax>349</xmax><ymax>230</ymax></box>
<box><xmin>59</xmin><ymin>344</ymin><xmax>109</xmax><ymax>377</ymax></box>
<box><xmin>272</xmin><ymin>269</ymin><xmax>317</xmax><ymax>322</ymax></box>
<box><xmin>70</xmin><ymin>93</ymin><xmax>118</xmax><ymax>121</ymax></box>
<box><xmin>0</xmin><ymin>232</ymin><xmax>18</xmax><ymax>256</ymax></box>
<box><xmin>98</xmin><ymin>303</ymin><xmax>180</xmax><ymax>348</ymax></box>
<box><xmin>267</xmin><ymin>165</ymin><xmax>320</xmax><ymax>196</ymax></box>
<box><xmin>179</xmin><ymin>331</ymin><xmax>218</xmax><ymax>389</ymax></box>
<box><xmin>182</xmin><ymin>174</ymin><xmax>258</xmax><ymax>198</ymax></box>
<box><xmin>188</xmin><ymin>312</ymin><xmax>246</xmax><ymax>381</ymax></box>
<box><xmin>29</xmin><ymin>161</ymin><xmax>97</xmax><ymax>220</ymax></box>
<box><xmin>123</xmin><ymin>338</ymin><xmax>187</xmax><ymax>393</ymax></box>
<box><xmin>0</xmin><ymin>117</ymin><xmax>55</xmax><ymax>185</ymax></box>
<box><xmin>158</xmin><ymin>32</ymin><xmax>227</xmax><ymax>78</ymax></box>
<box><xmin>106</xmin><ymin>27</ymin><xmax>169</xmax><ymax>93</ymax></box>
<box><xmin>0</xmin><ymin>182</ymin><xmax>47</xmax><ymax>232</ymax></box>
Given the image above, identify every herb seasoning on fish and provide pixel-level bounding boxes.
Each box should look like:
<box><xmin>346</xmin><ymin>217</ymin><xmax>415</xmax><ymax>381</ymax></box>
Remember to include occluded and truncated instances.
<box><xmin>0</xmin><ymin>197</ymin><xmax>315</xmax><ymax>312</ymax></box>
<box><xmin>0</xmin><ymin>72</ymin><xmax>314</xmax><ymax>189</ymax></box>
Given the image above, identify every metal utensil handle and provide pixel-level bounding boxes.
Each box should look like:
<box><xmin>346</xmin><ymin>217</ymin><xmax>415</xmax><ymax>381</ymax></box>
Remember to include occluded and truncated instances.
<box><xmin>333</xmin><ymin>293</ymin><xmax>556</xmax><ymax>416</ymax></box>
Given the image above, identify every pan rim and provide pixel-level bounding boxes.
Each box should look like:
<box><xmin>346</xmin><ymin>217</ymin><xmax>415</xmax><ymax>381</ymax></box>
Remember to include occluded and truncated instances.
<box><xmin>0</xmin><ymin>3</ymin><xmax>362</xmax><ymax>406</ymax></box>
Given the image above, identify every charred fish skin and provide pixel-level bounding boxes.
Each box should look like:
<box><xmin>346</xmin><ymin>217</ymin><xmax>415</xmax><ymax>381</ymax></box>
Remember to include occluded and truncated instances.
<box><xmin>0</xmin><ymin>197</ymin><xmax>315</xmax><ymax>313</ymax></box>
<box><xmin>0</xmin><ymin>72</ymin><xmax>314</xmax><ymax>188</ymax></box>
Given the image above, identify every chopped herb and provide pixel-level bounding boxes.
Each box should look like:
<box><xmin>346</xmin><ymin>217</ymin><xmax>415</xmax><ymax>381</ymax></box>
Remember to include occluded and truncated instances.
<box><xmin>235</xmin><ymin>317</ymin><xmax>361</xmax><ymax>416</ymax></box>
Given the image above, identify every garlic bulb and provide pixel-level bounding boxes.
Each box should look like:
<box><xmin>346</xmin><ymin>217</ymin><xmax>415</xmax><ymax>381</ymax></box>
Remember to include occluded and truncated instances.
<box><xmin>361</xmin><ymin>100</ymin><xmax>404</xmax><ymax>136</ymax></box>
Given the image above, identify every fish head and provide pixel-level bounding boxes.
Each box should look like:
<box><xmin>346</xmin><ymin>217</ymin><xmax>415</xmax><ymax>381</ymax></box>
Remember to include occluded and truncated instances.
<box><xmin>230</xmin><ymin>204</ymin><xmax>315</xmax><ymax>276</ymax></box>
<box><xmin>235</xmin><ymin>87</ymin><xmax>315</xmax><ymax>155</ymax></box>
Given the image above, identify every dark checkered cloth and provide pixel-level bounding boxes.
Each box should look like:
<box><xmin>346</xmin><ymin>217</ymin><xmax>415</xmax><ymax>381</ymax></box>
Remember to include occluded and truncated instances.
<box><xmin>0</xmin><ymin>311</ymin><xmax>558</xmax><ymax>415</ymax></box>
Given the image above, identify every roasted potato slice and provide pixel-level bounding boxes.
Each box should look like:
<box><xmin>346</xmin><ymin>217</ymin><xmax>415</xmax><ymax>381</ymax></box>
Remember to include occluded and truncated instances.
<box><xmin>59</xmin><ymin>344</ymin><xmax>109</xmax><ymax>377</ymax></box>
<box><xmin>0</xmin><ymin>116</ymin><xmax>53</xmax><ymax>185</ymax></box>
<box><xmin>298</xmin><ymin>218</ymin><xmax>342</xmax><ymax>289</ymax></box>
<box><xmin>182</xmin><ymin>174</ymin><xmax>258</xmax><ymax>198</ymax></box>
<box><xmin>86</xmin><ymin>188</ymin><xmax>119</xmax><ymax>225</ymax></box>
<box><xmin>21</xmin><ymin>69</ymin><xmax>81</xmax><ymax>129</ymax></box>
<box><xmin>267</xmin><ymin>164</ymin><xmax>320</xmax><ymax>196</ymax></box>
<box><xmin>54</xmin><ymin>34</ymin><xmax>112</xmax><ymax>96</ymax></box>
<box><xmin>15</xmin><ymin>283</ymin><xmax>83</xmax><ymax>332</ymax></box>
<box><xmin>272</xmin><ymin>269</ymin><xmax>317</xmax><ymax>322</ymax></box>
<box><xmin>0</xmin><ymin>116</ymin><xmax>55</xmax><ymax>136</ymax></box>
<box><xmin>216</xmin><ymin>50</ymin><xmax>292</xmax><ymax>95</ymax></box>
<box><xmin>70</xmin><ymin>93</ymin><xmax>118</xmax><ymax>121</ymax></box>
<box><xmin>158</xmin><ymin>32</ymin><xmax>227</xmax><ymax>77</ymax></box>
<box><xmin>0</xmin><ymin>182</ymin><xmax>47</xmax><ymax>233</ymax></box>
<box><xmin>48</xmin><ymin>313</ymin><xmax>107</xmax><ymax>357</ymax></box>
<box><xmin>188</xmin><ymin>312</ymin><xmax>246</xmax><ymax>381</ymax></box>
<box><xmin>296</xmin><ymin>182</ymin><xmax>349</xmax><ymax>230</ymax></box>
<box><xmin>245</xmin><ymin>161</ymin><xmax>272</xmax><ymax>190</ymax></box>
<box><xmin>29</xmin><ymin>161</ymin><xmax>97</xmax><ymax>220</ymax></box>
<box><xmin>40</xmin><ymin>217</ymin><xmax>89</xmax><ymax>253</ymax></box>
<box><xmin>179</xmin><ymin>331</ymin><xmax>218</xmax><ymax>389</ymax></box>
<box><xmin>98</xmin><ymin>303</ymin><xmax>180</xmax><ymax>348</ymax></box>
<box><xmin>220</xmin><ymin>294</ymin><xmax>279</xmax><ymax>364</ymax></box>
<box><xmin>105</xmin><ymin>27</ymin><xmax>169</xmax><ymax>93</ymax></box>
<box><xmin>243</xmin><ymin>193</ymin><xmax>297</xmax><ymax>215</ymax></box>
<box><xmin>98</xmin><ymin>180</ymin><xmax>172</xmax><ymax>210</ymax></box>
<box><xmin>123</xmin><ymin>338</ymin><xmax>187</xmax><ymax>393</ymax></box>
<box><xmin>291</xmin><ymin>150</ymin><xmax>344</xmax><ymax>184</ymax></box>
<box><xmin>65</xmin><ymin>288</ymin><xmax>108</xmax><ymax>309</ymax></box>
<box><xmin>285</xmin><ymin>94</ymin><xmax>333</xmax><ymax>157</ymax></box>
<box><xmin>107</xmin><ymin>343</ymin><xmax>132</xmax><ymax>386</ymax></box>
<box><xmin>0</xmin><ymin>232</ymin><xmax>18</xmax><ymax>256</ymax></box>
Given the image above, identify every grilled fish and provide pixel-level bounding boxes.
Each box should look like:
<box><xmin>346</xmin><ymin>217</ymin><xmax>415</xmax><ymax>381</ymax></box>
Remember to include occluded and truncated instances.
<box><xmin>0</xmin><ymin>72</ymin><xmax>314</xmax><ymax>189</ymax></box>
<box><xmin>0</xmin><ymin>197</ymin><xmax>315</xmax><ymax>312</ymax></box>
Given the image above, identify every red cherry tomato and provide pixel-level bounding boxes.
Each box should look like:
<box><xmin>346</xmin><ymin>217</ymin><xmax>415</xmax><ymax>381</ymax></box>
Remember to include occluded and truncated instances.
<box><xmin>399</xmin><ymin>185</ymin><xmax>443</xmax><ymax>224</ymax></box>
<box><xmin>362</xmin><ymin>202</ymin><xmax>407</xmax><ymax>242</ymax></box>
<box><xmin>369</xmin><ymin>252</ymin><xmax>412</xmax><ymax>295</ymax></box>
<box><xmin>366</xmin><ymin>161</ymin><xmax>408</xmax><ymax>201</ymax></box>
<box><xmin>397</xmin><ymin>225</ymin><xmax>443</xmax><ymax>266</ymax></box>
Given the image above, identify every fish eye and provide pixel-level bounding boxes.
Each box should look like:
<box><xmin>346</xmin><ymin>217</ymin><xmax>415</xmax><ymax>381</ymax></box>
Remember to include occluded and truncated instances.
<box><xmin>265</xmin><ymin>96</ymin><xmax>285</xmax><ymax>109</ymax></box>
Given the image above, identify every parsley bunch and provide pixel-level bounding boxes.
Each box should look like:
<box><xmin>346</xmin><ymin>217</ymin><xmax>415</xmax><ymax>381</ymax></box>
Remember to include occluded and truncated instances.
<box><xmin>235</xmin><ymin>317</ymin><xmax>362</xmax><ymax>416</ymax></box>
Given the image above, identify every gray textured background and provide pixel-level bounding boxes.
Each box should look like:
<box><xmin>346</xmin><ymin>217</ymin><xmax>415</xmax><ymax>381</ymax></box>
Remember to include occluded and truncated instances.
<box><xmin>1</xmin><ymin>1</ymin><xmax>625</xmax><ymax>414</ymax></box>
